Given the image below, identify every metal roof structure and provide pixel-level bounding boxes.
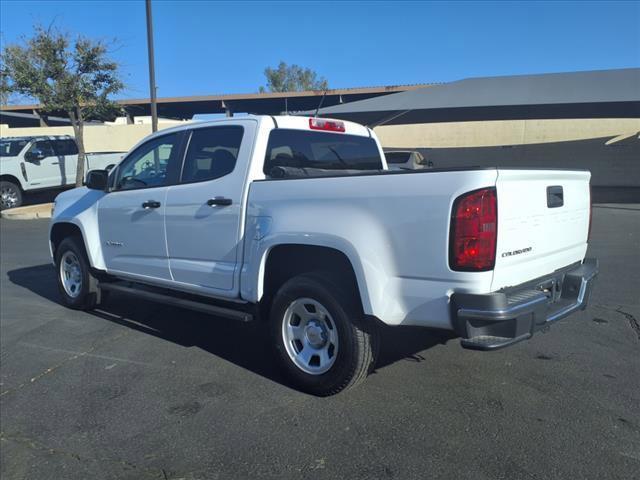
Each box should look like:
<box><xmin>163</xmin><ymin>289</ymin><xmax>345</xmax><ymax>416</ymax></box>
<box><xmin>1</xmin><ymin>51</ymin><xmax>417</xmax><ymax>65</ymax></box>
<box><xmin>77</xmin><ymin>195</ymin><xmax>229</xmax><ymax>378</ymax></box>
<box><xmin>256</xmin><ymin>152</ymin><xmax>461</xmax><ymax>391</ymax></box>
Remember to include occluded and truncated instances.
<box><xmin>0</xmin><ymin>84</ymin><xmax>431</xmax><ymax>125</ymax></box>
<box><xmin>0</xmin><ymin>111</ymin><xmax>73</xmax><ymax>128</ymax></box>
<box><xmin>0</xmin><ymin>134</ymin><xmax>73</xmax><ymax>140</ymax></box>
<box><xmin>307</xmin><ymin>68</ymin><xmax>640</xmax><ymax>126</ymax></box>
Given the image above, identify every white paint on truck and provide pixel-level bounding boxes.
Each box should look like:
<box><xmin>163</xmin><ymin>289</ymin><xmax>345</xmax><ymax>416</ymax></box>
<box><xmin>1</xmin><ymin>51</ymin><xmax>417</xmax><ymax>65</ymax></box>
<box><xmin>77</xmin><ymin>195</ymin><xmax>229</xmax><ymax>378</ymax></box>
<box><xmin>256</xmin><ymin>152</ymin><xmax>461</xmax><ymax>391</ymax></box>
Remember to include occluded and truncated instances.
<box><xmin>49</xmin><ymin>115</ymin><xmax>597</xmax><ymax>394</ymax></box>
<box><xmin>50</xmin><ymin>115</ymin><xmax>593</xmax><ymax>328</ymax></box>
<box><xmin>492</xmin><ymin>169</ymin><xmax>591</xmax><ymax>291</ymax></box>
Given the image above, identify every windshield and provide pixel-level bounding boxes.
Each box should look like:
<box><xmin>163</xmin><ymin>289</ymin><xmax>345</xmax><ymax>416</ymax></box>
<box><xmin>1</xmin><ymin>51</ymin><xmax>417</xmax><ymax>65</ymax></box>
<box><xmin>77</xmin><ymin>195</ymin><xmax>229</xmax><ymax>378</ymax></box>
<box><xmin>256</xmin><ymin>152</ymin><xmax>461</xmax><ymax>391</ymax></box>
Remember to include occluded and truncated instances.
<box><xmin>264</xmin><ymin>129</ymin><xmax>383</xmax><ymax>175</ymax></box>
<box><xmin>0</xmin><ymin>139</ymin><xmax>29</xmax><ymax>157</ymax></box>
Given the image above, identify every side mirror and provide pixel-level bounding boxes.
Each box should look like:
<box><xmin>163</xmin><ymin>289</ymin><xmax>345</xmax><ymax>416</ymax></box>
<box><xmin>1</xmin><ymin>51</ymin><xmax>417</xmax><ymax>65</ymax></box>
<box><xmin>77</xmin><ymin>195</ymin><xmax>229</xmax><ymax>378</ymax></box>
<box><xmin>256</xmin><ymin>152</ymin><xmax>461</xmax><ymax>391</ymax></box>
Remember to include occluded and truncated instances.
<box><xmin>86</xmin><ymin>169</ymin><xmax>109</xmax><ymax>191</ymax></box>
<box><xmin>25</xmin><ymin>149</ymin><xmax>46</xmax><ymax>162</ymax></box>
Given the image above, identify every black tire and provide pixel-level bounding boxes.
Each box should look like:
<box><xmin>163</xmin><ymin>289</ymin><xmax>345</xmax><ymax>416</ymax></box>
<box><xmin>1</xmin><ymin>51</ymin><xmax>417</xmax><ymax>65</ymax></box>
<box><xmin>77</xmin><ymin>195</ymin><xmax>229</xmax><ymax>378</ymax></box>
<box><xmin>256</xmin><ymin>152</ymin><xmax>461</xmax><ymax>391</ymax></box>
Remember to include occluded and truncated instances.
<box><xmin>0</xmin><ymin>180</ymin><xmax>23</xmax><ymax>210</ymax></box>
<box><xmin>55</xmin><ymin>237</ymin><xmax>99</xmax><ymax>310</ymax></box>
<box><xmin>270</xmin><ymin>271</ymin><xmax>379</xmax><ymax>396</ymax></box>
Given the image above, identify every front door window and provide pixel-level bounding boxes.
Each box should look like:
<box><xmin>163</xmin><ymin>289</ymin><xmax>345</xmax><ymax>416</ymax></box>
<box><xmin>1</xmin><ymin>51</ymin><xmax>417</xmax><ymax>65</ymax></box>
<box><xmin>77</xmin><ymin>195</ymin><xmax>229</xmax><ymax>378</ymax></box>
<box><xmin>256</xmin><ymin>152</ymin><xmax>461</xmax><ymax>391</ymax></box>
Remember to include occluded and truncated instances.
<box><xmin>115</xmin><ymin>133</ymin><xmax>182</xmax><ymax>190</ymax></box>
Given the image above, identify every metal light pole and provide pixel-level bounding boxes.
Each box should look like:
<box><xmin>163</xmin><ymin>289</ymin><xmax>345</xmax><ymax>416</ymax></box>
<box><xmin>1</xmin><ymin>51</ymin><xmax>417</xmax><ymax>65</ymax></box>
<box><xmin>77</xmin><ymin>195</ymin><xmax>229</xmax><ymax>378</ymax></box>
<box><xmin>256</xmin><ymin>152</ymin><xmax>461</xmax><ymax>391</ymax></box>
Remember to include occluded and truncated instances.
<box><xmin>145</xmin><ymin>0</ymin><xmax>158</xmax><ymax>132</ymax></box>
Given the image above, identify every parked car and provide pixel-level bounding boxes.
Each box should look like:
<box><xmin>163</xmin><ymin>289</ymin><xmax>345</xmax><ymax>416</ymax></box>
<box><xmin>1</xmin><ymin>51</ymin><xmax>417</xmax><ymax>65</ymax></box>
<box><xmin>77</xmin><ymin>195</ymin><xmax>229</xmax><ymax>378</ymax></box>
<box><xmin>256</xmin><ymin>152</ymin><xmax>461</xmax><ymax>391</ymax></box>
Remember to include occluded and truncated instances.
<box><xmin>49</xmin><ymin>115</ymin><xmax>597</xmax><ymax>395</ymax></box>
<box><xmin>0</xmin><ymin>135</ymin><xmax>124</xmax><ymax>209</ymax></box>
<box><xmin>384</xmin><ymin>149</ymin><xmax>431</xmax><ymax>170</ymax></box>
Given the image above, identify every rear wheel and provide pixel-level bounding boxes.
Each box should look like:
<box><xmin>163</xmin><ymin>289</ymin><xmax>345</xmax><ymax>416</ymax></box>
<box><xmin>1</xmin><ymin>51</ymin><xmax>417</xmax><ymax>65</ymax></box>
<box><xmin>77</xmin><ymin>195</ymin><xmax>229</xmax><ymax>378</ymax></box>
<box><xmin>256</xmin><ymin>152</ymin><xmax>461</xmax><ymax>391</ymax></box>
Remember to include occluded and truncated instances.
<box><xmin>55</xmin><ymin>237</ymin><xmax>98</xmax><ymax>310</ymax></box>
<box><xmin>0</xmin><ymin>181</ymin><xmax>22</xmax><ymax>210</ymax></box>
<box><xmin>270</xmin><ymin>271</ymin><xmax>378</xmax><ymax>396</ymax></box>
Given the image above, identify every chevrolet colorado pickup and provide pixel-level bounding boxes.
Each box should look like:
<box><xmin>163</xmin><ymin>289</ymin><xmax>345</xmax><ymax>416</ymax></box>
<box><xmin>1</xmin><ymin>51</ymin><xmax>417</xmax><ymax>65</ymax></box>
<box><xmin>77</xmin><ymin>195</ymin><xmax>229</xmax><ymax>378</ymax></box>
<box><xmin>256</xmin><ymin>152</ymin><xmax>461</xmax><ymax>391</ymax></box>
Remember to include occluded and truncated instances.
<box><xmin>50</xmin><ymin>115</ymin><xmax>598</xmax><ymax>395</ymax></box>
<box><xmin>0</xmin><ymin>135</ymin><xmax>124</xmax><ymax>209</ymax></box>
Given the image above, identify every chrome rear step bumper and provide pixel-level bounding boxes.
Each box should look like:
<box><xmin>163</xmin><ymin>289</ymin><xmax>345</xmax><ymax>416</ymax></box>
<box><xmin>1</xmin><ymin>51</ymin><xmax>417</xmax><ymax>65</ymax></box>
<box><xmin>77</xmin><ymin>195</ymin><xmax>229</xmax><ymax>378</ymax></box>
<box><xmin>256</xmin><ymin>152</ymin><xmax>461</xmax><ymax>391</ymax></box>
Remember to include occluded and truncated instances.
<box><xmin>451</xmin><ymin>258</ymin><xmax>598</xmax><ymax>351</ymax></box>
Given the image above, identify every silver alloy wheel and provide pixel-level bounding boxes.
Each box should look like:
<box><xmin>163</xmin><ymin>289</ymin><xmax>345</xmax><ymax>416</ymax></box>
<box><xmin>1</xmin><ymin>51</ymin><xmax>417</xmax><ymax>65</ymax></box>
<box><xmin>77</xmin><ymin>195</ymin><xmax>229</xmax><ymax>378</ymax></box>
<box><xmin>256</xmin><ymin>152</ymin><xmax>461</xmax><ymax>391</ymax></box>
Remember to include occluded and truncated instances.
<box><xmin>0</xmin><ymin>185</ymin><xmax>19</xmax><ymax>209</ymax></box>
<box><xmin>60</xmin><ymin>251</ymin><xmax>83</xmax><ymax>298</ymax></box>
<box><xmin>282</xmin><ymin>297</ymin><xmax>339</xmax><ymax>375</ymax></box>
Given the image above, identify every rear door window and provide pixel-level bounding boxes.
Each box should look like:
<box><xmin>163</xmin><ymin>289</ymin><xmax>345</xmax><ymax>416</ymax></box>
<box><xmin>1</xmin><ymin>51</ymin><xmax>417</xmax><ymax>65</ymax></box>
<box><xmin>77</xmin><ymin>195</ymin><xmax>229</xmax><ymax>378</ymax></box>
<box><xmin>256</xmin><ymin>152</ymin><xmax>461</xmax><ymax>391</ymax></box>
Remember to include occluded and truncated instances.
<box><xmin>264</xmin><ymin>129</ymin><xmax>383</xmax><ymax>176</ymax></box>
<box><xmin>180</xmin><ymin>126</ymin><xmax>244</xmax><ymax>183</ymax></box>
<box><xmin>52</xmin><ymin>139</ymin><xmax>79</xmax><ymax>156</ymax></box>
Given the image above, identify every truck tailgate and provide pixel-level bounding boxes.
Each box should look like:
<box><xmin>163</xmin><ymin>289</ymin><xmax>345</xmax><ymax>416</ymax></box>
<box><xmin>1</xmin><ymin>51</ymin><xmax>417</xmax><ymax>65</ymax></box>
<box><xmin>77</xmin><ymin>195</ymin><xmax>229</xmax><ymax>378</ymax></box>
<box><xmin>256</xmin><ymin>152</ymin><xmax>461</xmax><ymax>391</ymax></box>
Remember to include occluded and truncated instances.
<box><xmin>491</xmin><ymin>169</ymin><xmax>591</xmax><ymax>291</ymax></box>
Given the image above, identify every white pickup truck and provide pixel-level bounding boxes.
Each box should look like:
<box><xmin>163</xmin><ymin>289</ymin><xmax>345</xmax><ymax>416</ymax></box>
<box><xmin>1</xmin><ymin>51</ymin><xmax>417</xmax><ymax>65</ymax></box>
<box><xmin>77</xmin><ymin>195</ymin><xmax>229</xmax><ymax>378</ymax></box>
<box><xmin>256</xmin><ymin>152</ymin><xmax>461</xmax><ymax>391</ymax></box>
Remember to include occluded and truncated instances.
<box><xmin>0</xmin><ymin>135</ymin><xmax>124</xmax><ymax>209</ymax></box>
<box><xmin>49</xmin><ymin>115</ymin><xmax>598</xmax><ymax>395</ymax></box>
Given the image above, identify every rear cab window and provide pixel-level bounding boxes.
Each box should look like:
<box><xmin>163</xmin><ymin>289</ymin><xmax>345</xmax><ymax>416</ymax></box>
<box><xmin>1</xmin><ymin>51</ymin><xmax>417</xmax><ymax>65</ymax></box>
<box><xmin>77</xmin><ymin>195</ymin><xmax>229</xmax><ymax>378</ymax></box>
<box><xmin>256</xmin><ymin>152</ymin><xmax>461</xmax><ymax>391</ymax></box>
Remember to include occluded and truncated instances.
<box><xmin>264</xmin><ymin>129</ymin><xmax>383</xmax><ymax>177</ymax></box>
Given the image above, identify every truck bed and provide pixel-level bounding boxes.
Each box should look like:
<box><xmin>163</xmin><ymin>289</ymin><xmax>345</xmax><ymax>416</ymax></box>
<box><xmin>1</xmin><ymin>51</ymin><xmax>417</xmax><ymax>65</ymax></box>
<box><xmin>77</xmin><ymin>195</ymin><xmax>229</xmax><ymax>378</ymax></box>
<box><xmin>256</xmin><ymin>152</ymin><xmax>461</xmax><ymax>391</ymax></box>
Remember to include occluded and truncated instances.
<box><xmin>244</xmin><ymin>167</ymin><xmax>591</xmax><ymax>329</ymax></box>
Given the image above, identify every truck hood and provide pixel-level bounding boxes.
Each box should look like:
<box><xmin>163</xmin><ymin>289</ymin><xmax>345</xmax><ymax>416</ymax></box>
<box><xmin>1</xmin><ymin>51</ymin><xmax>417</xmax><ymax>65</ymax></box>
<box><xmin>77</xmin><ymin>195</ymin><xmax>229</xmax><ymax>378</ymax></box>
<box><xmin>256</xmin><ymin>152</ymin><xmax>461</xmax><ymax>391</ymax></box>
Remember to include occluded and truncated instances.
<box><xmin>53</xmin><ymin>187</ymin><xmax>106</xmax><ymax>220</ymax></box>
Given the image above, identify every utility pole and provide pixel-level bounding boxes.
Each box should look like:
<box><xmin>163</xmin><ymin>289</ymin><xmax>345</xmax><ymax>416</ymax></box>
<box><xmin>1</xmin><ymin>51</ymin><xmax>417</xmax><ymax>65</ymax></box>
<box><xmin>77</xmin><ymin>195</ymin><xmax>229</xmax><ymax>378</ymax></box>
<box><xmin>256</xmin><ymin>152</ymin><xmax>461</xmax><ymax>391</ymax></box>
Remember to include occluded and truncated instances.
<box><xmin>145</xmin><ymin>0</ymin><xmax>158</xmax><ymax>132</ymax></box>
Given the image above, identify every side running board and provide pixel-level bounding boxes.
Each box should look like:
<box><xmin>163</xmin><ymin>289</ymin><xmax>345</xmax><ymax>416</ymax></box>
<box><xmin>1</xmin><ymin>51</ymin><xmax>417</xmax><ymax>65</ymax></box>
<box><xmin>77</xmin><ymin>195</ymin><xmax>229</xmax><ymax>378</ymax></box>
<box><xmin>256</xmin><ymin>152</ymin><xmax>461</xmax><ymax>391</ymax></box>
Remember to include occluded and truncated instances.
<box><xmin>98</xmin><ymin>282</ymin><xmax>253</xmax><ymax>322</ymax></box>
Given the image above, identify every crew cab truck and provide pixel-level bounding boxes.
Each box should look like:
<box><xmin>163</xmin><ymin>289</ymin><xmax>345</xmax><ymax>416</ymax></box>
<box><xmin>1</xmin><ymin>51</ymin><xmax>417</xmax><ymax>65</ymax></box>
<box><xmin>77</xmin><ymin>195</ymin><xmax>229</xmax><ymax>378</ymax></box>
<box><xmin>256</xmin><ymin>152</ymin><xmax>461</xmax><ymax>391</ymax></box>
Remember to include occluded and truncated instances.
<box><xmin>49</xmin><ymin>115</ymin><xmax>598</xmax><ymax>396</ymax></box>
<box><xmin>0</xmin><ymin>135</ymin><xmax>124</xmax><ymax>209</ymax></box>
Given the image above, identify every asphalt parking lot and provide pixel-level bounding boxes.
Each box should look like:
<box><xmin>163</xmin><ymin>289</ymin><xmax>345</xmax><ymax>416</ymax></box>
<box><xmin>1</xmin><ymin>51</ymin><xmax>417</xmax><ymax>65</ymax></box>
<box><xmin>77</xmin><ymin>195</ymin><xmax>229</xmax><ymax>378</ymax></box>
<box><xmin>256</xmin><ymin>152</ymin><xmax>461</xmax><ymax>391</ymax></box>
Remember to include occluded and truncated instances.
<box><xmin>1</xmin><ymin>205</ymin><xmax>639</xmax><ymax>480</ymax></box>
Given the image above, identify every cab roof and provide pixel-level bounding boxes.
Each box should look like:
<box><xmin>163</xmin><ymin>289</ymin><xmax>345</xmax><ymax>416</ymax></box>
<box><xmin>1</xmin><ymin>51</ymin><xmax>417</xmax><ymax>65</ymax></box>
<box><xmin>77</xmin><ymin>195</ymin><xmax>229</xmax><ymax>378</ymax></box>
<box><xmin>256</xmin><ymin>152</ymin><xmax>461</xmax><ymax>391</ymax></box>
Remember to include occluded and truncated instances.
<box><xmin>146</xmin><ymin>115</ymin><xmax>371</xmax><ymax>140</ymax></box>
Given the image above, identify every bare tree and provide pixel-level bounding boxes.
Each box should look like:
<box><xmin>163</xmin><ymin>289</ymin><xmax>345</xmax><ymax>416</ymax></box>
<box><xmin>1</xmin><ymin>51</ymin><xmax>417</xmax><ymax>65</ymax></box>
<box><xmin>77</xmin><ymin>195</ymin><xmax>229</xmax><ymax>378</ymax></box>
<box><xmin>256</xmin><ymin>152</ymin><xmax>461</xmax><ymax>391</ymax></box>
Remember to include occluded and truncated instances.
<box><xmin>0</xmin><ymin>64</ymin><xmax>9</xmax><ymax>105</ymax></box>
<box><xmin>1</xmin><ymin>25</ymin><xmax>124</xmax><ymax>186</ymax></box>
<box><xmin>259</xmin><ymin>61</ymin><xmax>328</xmax><ymax>93</ymax></box>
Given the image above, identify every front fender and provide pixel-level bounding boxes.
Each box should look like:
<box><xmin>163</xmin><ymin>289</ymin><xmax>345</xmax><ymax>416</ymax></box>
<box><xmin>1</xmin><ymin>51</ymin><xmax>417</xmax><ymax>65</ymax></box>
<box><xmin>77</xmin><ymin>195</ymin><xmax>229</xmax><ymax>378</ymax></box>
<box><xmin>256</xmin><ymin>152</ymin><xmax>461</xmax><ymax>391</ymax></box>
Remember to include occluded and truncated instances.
<box><xmin>50</xmin><ymin>187</ymin><xmax>107</xmax><ymax>269</ymax></box>
<box><xmin>0</xmin><ymin>158</ymin><xmax>28</xmax><ymax>190</ymax></box>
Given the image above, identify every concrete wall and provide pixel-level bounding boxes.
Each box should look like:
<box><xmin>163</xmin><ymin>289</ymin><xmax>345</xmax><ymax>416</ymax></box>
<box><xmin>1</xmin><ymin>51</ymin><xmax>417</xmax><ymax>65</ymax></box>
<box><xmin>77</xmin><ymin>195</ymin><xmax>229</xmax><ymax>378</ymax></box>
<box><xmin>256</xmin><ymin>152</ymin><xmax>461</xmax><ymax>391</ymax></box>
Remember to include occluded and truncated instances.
<box><xmin>0</xmin><ymin>120</ymin><xmax>186</xmax><ymax>153</ymax></box>
<box><xmin>386</xmin><ymin>136</ymin><xmax>640</xmax><ymax>202</ymax></box>
<box><xmin>4</xmin><ymin>116</ymin><xmax>637</xmax><ymax>153</ymax></box>
<box><xmin>6</xmin><ymin>117</ymin><xmax>637</xmax><ymax>152</ymax></box>
<box><xmin>376</xmin><ymin>117</ymin><xmax>640</xmax><ymax>202</ymax></box>
<box><xmin>374</xmin><ymin>118</ymin><xmax>640</xmax><ymax>148</ymax></box>
<box><xmin>2</xmin><ymin>116</ymin><xmax>638</xmax><ymax>201</ymax></box>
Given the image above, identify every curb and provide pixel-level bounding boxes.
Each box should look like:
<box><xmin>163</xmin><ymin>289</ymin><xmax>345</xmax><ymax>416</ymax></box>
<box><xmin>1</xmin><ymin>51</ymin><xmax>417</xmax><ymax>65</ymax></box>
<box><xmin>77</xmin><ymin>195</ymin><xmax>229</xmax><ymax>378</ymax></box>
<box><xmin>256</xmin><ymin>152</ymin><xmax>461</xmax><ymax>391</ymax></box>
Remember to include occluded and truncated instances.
<box><xmin>0</xmin><ymin>203</ymin><xmax>53</xmax><ymax>220</ymax></box>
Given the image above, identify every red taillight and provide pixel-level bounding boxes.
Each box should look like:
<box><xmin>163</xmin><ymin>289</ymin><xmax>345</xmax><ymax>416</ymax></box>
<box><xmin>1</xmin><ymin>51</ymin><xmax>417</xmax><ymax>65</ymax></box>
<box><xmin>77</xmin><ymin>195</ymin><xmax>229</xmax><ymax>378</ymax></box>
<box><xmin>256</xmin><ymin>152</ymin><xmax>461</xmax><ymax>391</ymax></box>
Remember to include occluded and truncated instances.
<box><xmin>309</xmin><ymin>118</ymin><xmax>345</xmax><ymax>132</ymax></box>
<box><xmin>449</xmin><ymin>188</ymin><xmax>497</xmax><ymax>271</ymax></box>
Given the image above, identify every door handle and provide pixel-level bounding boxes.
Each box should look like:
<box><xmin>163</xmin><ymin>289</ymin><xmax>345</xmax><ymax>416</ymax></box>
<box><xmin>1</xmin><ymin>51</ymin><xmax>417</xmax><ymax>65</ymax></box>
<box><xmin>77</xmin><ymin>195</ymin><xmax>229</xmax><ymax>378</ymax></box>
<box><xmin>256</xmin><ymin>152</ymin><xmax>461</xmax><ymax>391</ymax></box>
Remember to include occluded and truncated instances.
<box><xmin>207</xmin><ymin>197</ymin><xmax>232</xmax><ymax>207</ymax></box>
<box><xmin>142</xmin><ymin>200</ymin><xmax>161</xmax><ymax>209</ymax></box>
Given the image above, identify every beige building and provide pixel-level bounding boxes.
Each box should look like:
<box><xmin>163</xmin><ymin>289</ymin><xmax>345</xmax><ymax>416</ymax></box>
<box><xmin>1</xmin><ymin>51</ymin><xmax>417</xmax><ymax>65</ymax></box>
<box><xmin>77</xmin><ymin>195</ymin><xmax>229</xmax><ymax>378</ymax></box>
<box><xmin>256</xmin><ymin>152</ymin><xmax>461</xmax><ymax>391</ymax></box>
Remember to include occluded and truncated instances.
<box><xmin>0</xmin><ymin>117</ymin><xmax>187</xmax><ymax>153</ymax></box>
<box><xmin>374</xmin><ymin>118</ymin><xmax>640</xmax><ymax>149</ymax></box>
<box><xmin>2</xmin><ymin>116</ymin><xmax>638</xmax><ymax>153</ymax></box>
<box><xmin>2</xmin><ymin>71</ymin><xmax>638</xmax><ymax>201</ymax></box>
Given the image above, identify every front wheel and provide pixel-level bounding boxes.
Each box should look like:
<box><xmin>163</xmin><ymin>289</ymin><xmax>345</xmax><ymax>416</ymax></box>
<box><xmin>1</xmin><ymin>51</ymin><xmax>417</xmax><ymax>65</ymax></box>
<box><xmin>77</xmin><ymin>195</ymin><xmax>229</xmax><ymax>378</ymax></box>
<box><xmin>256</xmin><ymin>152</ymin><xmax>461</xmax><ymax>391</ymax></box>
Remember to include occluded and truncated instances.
<box><xmin>55</xmin><ymin>237</ymin><xmax>98</xmax><ymax>310</ymax></box>
<box><xmin>0</xmin><ymin>181</ymin><xmax>23</xmax><ymax>210</ymax></box>
<box><xmin>270</xmin><ymin>272</ymin><xmax>378</xmax><ymax>396</ymax></box>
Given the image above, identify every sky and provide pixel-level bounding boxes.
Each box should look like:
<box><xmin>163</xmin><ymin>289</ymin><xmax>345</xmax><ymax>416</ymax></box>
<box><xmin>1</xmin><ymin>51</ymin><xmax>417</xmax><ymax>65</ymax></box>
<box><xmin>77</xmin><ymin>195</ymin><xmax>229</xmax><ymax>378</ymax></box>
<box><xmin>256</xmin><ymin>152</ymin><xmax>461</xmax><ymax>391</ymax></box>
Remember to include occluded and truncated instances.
<box><xmin>1</xmin><ymin>0</ymin><xmax>639</xmax><ymax>101</ymax></box>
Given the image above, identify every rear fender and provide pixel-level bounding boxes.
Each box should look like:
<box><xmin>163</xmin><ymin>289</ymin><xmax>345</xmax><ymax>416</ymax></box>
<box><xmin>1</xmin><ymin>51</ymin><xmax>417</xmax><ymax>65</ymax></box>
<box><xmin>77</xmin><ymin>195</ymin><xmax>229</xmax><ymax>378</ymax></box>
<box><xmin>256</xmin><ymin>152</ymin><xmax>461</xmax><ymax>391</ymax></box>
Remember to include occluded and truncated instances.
<box><xmin>241</xmin><ymin>233</ymin><xmax>376</xmax><ymax>315</ymax></box>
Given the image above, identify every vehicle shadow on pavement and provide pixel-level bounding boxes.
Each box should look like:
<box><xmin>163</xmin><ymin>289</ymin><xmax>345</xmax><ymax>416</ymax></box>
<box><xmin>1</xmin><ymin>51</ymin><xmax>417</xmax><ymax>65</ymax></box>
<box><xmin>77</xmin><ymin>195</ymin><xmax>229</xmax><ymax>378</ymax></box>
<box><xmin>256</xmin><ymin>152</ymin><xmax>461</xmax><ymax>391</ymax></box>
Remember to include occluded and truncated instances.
<box><xmin>8</xmin><ymin>264</ymin><xmax>454</xmax><ymax>386</ymax></box>
<box><xmin>23</xmin><ymin>188</ymin><xmax>68</xmax><ymax>207</ymax></box>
